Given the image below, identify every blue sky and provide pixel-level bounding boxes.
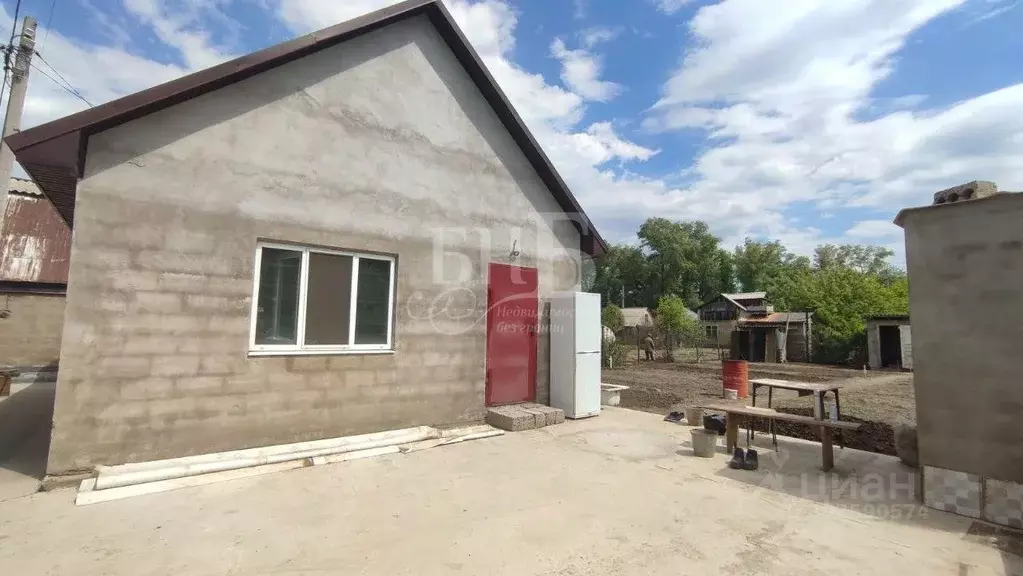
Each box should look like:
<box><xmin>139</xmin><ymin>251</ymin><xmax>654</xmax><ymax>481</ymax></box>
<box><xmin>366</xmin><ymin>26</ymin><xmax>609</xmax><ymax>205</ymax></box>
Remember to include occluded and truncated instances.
<box><xmin>4</xmin><ymin>0</ymin><xmax>1022</xmax><ymax>265</ymax></box>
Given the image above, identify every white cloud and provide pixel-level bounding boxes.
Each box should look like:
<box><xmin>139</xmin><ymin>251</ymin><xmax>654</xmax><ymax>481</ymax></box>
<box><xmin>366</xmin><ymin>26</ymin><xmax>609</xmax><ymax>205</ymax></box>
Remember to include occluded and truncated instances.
<box><xmin>550</xmin><ymin>37</ymin><xmax>621</xmax><ymax>102</ymax></box>
<box><xmin>640</xmin><ymin>0</ymin><xmax>1023</xmax><ymax>262</ymax></box>
<box><xmin>844</xmin><ymin>219</ymin><xmax>901</xmax><ymax>240</ymax></box>
<box><xmin>579</xmin><ymin>26</ymin><xmax>620</xmax><ymax>48</ymax></box>
<box><xmin>1</xmin><ymin>5</ymin><xmax>193</xmax><ymax>132</ymax></box>
<box><xmin>653</xmin><ymin>0</ymin><xmax>691</xmax><ymax>15</ymax></box>
<box><xmin>573</xmin><ymin>0</ymin><xmax>586</xmax><ymax>20</ymax></box>
<box><xmin>565</xmin><ymin>122</ymin><xmax>659</xmax><ymax>166</ymax></box>
<box><xmin>122</xmin><ymin>0</ymin><xmax>237</xmax><ymax>70</ymax></box>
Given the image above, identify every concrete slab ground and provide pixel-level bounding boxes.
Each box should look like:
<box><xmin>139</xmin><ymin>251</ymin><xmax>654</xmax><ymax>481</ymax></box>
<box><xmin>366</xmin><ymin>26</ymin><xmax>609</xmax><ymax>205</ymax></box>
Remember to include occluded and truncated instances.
<box><xmin>0</xmin><ymin>381</ymin><xmax>54</xmax><ymax>502</ymax></box>
<box><xmin>0</xmin><ymin>407</ymin><xmax>1020</xmax><ymax>575</ymax></box>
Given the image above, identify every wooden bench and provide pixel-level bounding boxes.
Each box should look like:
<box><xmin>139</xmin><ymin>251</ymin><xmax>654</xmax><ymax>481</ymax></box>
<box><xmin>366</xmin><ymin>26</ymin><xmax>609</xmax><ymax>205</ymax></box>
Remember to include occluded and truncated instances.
<box><xmin>701</xmin><ymin>403</ymin><xmax>861</xmax><ymax>471</ymax></box>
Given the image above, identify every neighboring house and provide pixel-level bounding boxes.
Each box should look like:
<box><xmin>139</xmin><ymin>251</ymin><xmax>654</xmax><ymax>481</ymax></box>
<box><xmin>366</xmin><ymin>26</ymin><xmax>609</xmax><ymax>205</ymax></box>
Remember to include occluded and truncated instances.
<box><xmin>6</xmin><ymin>0</ymin><xmax>606</xmax><ymax>475</ymax></box>
<box><xmin>696</xmin><ymin>292</ymin><xmax>812</xmax><ymax>362</ymax></box>
<box><xmin>620</xmin><ymin>307</ymin><xmax>653</xmax><ymax>327</ymax></box>
<box><xmin>0</xmin><ymin>177</ymin><xmax>71</xmax><ymax>375</ymax></box>
<box><xmin>865</xmin><ymin>315</ymin><xmax>912</xmax><ymax>370</ymax></box>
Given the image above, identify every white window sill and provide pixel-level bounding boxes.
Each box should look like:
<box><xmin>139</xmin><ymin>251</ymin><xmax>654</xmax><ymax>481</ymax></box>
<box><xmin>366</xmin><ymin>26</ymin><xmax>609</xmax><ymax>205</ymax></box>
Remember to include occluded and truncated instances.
<box><xmin>247</xmin><ymin>349</ymin><xmax>395</xmax><ymax>358</ymax></box>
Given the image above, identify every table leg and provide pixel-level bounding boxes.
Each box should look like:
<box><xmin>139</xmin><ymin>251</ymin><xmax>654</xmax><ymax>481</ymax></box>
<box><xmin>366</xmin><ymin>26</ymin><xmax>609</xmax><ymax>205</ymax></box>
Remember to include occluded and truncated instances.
<box><xmin>834</xmin><ymin>390</ymin><xmax>844</xmax><ymax>449</ymax></box>
<box><xmin>767</xmin><ymin>387</ymin><xmax>774</xmax><ymax>442</ymax></box>
<box><xmin>750</xmin><ymin>385</ymin><xmax>757</xmax><ymax>440</ymax></box>
<box><xmin>821</xmin><ymin>426</ymin><xmax>834</xmax><ymax>471</ymax></box>
<box><xmin>726</xmin><ymin>415</ymin><xmax>739</xmax><ymax>454</ymax></box>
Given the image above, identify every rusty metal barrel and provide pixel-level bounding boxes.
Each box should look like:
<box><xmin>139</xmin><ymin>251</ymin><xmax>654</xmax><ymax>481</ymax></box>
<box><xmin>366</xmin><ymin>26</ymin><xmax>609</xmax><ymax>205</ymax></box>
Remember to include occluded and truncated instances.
<box><xmin>722</xmin><ymin>360</ymin><xmax>749</xmax><ymax>399</ymax></box>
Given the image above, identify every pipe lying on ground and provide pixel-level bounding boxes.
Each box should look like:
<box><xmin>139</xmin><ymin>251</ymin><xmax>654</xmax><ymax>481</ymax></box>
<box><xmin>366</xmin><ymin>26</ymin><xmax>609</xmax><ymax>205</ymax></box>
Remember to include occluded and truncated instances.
<box><xmin>76</xmin><ymin>460</ymin><xmax>312</xmax><ymax>506</ymax></box>
<box><xmin>93</xmin><ymin>428</ymin><xmax>438</xmax><ymax>490</ymax></box>
<box><xmin>95</xmin><ymin>426</ymin><xmax>434</xmax><ymax>477</ymax></box>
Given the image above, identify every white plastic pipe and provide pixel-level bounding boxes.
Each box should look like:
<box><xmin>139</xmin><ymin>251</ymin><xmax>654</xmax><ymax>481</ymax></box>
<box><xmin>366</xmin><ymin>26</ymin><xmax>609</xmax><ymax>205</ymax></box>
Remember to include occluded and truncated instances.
<box><xmin>96</xmin><ymin>426</ymin><xmax>433</xmax><ymax>476</ymax></box>
<box><xmin>94</xmin><ymin>428</ymin><xmax>436</xmax><ymax>490</ymax></box>
<box><xmin>77</xmin><ymin>460</ymin><xmax>310</xmax><ymax>506</ymax></box>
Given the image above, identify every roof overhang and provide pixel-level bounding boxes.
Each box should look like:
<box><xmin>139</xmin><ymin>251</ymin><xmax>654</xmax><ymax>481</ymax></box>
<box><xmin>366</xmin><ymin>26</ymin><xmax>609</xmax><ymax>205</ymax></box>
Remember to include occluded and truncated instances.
<box><xmin>5</xmin><ymin>0</ymin><xmax>606</xmax><ymax>256</ymax></box>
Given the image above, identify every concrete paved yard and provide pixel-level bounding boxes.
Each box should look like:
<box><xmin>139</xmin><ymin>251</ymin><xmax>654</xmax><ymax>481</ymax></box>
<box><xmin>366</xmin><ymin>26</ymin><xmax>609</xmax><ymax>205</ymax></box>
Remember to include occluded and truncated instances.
<box><xmin>1</xmin><ymin>408</ymin><xmax>1020</xmax><ymax>575</ymax></box>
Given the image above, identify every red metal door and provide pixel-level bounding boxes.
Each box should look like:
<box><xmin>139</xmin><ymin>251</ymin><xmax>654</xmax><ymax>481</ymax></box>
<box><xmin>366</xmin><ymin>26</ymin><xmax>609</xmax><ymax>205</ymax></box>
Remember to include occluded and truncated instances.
<box><xmin>486</xmin><ymin>263</ymin><xmax>538</xmax><ymax>406</ymax></box>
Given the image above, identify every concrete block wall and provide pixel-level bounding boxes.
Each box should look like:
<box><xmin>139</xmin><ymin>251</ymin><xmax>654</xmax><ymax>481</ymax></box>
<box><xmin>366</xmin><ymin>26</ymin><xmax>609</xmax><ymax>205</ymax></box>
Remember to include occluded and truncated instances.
<box><xmin>0</xmin><ymin>292</ymin><xmax>65</xmax><ymax>367</ymax></box>
<box><xmin>901</xmin><ymin>192</ymin><xmax>1023</xmax><ymax>486</ymax></box>
<box><xmin>48</xmin><ymin>15</ymin><xmax>583</xmax><ymax>474</ymax></box>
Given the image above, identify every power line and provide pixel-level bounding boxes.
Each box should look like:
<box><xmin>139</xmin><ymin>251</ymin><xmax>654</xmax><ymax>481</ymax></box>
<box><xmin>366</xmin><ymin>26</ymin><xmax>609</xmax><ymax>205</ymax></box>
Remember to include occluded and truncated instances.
<box><xmin>41</xmin><ymin>0</ymin><xmax>59</xmax><ymax>48</ymax></box>
<box><xmin>33</xmin><ymin>50</ymin><xmax>93</xmax><ymax>107</ymax></box>
<box><xmin>30</xmin><ymin>60</ymin><xmax>92</xmax><ymax>107</ymax></box>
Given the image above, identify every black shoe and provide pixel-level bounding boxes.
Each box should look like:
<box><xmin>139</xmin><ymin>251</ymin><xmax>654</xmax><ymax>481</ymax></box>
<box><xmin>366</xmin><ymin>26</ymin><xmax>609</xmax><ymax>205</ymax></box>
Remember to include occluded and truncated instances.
<box><xmin>743</xmin><ymin>449</ymin><xmax>759</xmax><ymax>470</ymax></box>
<box><xmin>728</xmin><ymin>447</ymin><xmax>745</xmax><ymax>469</ymax></box>
<box><xmin>664</xmin><ymin>411</ymin><xmax>683</xmax><ymax>423</ymax></box>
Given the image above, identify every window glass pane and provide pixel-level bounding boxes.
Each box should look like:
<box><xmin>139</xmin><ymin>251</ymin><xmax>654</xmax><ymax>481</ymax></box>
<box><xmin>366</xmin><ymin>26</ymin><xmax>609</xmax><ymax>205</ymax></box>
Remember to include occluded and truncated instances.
<box><xmin>305</xmin><ymin>252</ymin><xmax>353</xmax><ymax>345</ymax></box>
<box><xmin>354</xmin><ymin>258</ymin><xmax>391</xmax><ymax>345</ymax></box>
<box><xmin>255</xmin><ymin>248</ymin><xmax>302</xmax><ymax>345</ymax></box>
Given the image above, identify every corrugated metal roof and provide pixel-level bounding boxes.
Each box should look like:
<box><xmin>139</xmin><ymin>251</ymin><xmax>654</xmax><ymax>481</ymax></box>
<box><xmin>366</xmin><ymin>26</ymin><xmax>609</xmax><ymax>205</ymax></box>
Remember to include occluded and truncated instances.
<box><xmin>724</xmin><ymin>292</ymin><xmax>767</xmax><ymax>300</ymax></box>
<box><xmin>9</xmin><ymin>177</ymin><xmax>42</xmax><ymax>196</ymax></box>
<box><xmin>739</xmin><ymin>312</ymin><xmax>810</xmax><ymax>325</ymax></box>
<box><xmin>1</xmin><ymin>178</ymin><xmax>71</xmax><ymax>284</ymax></box>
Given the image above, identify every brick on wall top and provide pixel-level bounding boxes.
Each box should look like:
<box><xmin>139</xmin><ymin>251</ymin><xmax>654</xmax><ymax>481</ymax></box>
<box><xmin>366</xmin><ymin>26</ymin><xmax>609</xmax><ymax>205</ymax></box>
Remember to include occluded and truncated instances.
<box><xmin>892</xmin><ymin>180</ymin><xmax>1023</xmax><ymax>228</ymax></box>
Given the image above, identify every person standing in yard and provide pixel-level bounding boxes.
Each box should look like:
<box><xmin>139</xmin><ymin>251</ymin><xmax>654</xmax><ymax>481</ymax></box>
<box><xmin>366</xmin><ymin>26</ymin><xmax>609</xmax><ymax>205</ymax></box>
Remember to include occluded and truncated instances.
<box><xmin>643</xmin><ymin>334</ymin><xmax>655</xmax><ymax>361</ymax></box>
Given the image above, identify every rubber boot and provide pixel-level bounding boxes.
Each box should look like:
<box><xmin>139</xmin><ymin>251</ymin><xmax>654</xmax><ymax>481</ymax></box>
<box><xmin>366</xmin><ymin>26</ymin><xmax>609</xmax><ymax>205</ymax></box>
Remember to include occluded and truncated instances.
<box><xmin>728</xmin><ymin>447</ymin><xmax>745</xmax><ymax>469</ymax></box>
<box><xmin>743</xmin><ymin>449</ymin><xmax>759</xmax><ymax>471</ymax></box>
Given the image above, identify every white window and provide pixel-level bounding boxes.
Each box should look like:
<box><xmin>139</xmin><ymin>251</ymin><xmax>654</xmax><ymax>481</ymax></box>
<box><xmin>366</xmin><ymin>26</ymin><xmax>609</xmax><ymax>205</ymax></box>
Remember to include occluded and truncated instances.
<box><xmin>249</xmin><ymin>242</ymin><xmax>396</xmax><ymax>355</ymax></box>
<box><xmin>705</xmin><ymin>325</ymin><xmax>718</xmax><ymax>339</ymax></box>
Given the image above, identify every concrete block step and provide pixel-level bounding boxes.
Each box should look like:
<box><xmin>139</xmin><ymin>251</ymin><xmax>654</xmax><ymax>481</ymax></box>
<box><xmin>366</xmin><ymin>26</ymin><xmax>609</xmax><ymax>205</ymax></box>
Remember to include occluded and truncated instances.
<box><xmin>485</xmin><ymin>403</ymin><xmax>565</xmax><ymax>432</ymax></box>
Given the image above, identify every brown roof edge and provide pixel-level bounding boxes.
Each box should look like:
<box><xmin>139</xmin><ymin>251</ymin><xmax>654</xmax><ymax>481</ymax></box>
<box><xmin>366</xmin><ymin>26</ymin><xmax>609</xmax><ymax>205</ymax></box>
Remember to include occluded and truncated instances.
<box><xmin>5</xmin><ymin>0</ymin><xmax>606</xmax><ymax>256</ymax></box>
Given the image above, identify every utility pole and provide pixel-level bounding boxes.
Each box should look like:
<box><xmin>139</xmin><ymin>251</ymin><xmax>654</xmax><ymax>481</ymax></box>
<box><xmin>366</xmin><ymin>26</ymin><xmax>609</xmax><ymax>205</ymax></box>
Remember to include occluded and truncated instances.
<box><xmin>0</xmin><ymin>16</ymin><xmax>37</xmax><ymax>233</ymax></box>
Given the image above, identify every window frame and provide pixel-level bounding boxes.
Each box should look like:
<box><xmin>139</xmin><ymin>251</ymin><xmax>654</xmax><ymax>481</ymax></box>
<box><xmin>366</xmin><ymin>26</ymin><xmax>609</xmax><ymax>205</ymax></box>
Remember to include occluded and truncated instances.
<box><xmin>248</xmin><ymin>241</ymin><xmax>396</xmax><ymax>356</ymax></box>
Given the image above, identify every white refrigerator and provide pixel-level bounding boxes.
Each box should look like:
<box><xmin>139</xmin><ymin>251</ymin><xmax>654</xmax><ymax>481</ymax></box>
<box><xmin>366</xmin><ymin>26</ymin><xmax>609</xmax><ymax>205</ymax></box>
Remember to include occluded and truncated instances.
<box><xmin>550</xmin><ymin>291</ymin><xmax>602</xmax><ymax>419</ymax></box>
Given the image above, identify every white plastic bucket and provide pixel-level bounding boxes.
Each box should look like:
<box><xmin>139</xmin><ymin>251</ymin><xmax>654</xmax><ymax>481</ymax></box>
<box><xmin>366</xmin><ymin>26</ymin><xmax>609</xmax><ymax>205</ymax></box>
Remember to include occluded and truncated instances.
<box><xmin>723</xmin><ymin>389</ymin><xmax>738</xmax><ymax>401</ymax></box>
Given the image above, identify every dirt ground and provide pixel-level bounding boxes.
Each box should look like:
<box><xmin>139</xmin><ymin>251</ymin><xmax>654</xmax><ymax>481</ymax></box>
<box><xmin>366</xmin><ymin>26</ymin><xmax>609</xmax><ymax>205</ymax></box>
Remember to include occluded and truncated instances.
<box><xmin>603</xmin><ymin>353</ymin><xmax>915</xmax><ymax>455</ymax></box>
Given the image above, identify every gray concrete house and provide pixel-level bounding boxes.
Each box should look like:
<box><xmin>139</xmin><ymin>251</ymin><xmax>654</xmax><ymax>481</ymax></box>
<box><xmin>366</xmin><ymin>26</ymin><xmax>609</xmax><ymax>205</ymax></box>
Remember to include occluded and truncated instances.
<box><xmin>865</xmin><ymin>315</ymin><xmax>911</xmax><ymax>370</ymax></box>
<box><xmin>6</xmin><ymin>0</ymin><xmax>605</xmax><ymax>476</ymax></box>
<box><xmin>896</xmin><ymin>181</ymin><xmax>1023</xmax><ymax>529</ymax></box>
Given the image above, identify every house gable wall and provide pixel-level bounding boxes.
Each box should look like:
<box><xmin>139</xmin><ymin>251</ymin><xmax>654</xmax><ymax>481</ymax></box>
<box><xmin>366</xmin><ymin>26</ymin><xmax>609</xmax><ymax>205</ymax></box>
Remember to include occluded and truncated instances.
<box><xmin>49</xmin><ymin>15</ymin><xmax>582</xmax><ymax>473</ymax></box>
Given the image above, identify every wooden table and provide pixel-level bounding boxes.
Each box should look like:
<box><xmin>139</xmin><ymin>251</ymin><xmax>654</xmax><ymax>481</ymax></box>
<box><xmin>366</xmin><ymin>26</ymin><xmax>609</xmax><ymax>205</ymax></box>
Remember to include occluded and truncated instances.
<box><xmin>701</xmin><ymin>402</ymin><xmax>861</xmax><ymax>471</ymax></box>
<box><xmin>749</xmin><ymin>378</ymin><xmax>844</xmax><ymax>446</ymax></box>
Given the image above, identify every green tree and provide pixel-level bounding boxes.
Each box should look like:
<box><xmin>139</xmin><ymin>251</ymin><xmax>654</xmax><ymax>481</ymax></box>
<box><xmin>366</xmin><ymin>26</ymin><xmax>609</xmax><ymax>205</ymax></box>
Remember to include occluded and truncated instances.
<box><xmin>638</xmin><ymin>218</ymin><xmax>730</xmax><ymax>308</ymax></box>
<box><xmin>734</xmin><ymin>238</ymin><xmax>810</xmax><ymax>292</ymax></box>
<box><xmin>655</xmin><ymin>294</ymin><xmax>699</xmax><ymax>362</ymax></box>
<box><xmin>813</xmin><ymin>244</ymin><xmax>895</xmax><ymax>276</ymax></box>
<box><xmin>769</xmin><ymin>249</ymin><xmax>909</xmax><ymax>363</ymax></box>
<box><xmin>592</xmin><ymin>244</ymin><xmax>649</xmax><ymax>308</ymax></box>
<box><xmin>601</xmin><ymin>304</ymin><xmax>625</xmax><ymax>332</ymax></box>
